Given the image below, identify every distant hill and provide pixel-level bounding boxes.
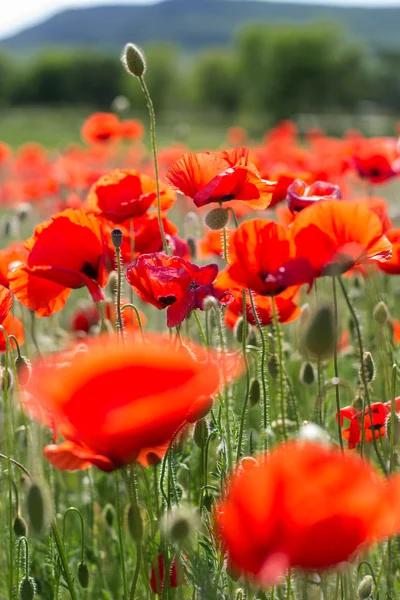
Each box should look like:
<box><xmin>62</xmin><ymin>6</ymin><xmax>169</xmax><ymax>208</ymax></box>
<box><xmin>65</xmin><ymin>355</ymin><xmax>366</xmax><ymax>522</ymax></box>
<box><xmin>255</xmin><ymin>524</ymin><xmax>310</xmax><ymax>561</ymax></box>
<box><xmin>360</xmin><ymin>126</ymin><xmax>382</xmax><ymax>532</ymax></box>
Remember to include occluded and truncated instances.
<box><xmin>1</xmin><ymin>0</ymin><xmax>399</xmax><ymax>53</ymax></box>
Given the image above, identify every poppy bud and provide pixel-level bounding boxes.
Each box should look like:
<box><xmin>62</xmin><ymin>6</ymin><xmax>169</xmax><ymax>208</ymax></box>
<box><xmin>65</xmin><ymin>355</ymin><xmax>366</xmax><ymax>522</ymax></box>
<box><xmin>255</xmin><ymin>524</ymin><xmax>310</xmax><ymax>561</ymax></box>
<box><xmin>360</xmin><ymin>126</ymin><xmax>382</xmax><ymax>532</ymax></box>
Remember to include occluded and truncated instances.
<box><xmin>27</xmin><ymin>483</ymin><xmax>45</xmax><ymax>535</ymax></box>
<box><xmin>187</xmin><ymin>237</ymin><xmax>196</xmax><ymax>259</ymax></box>
<box><xmin>103</xmin><ymin>504</ymin><xmax>115</xmax><ymax>527</ymax></box>
<box><xmin>304</xmin><ymin>306</ymin><xmax>335</xmax><ymax>359</ymax></box>
<box><xmin>111</xmin><ymin>228</ymin><xmax>123</xmax><ymax>249</ymax></box>
<box><xmin>373</xmin><ymin>301</ymin><xmax>388</xmax><ymax>325</ymax></box>
<box><xmin>235</xmin><ymin>590</ymin><xmax>245</xmax><ymax>600</ymax></box>
<box><xmin>300</xmin><ymin>362</ymin><xmax>315</xmax><ymax>386</ymax></box>
<box><xmin>78</xmin><ymin>563</ymin><xmax>89</xmax><ymax>589</ymax></box>
<box><xmin>2</xmin><ymin>367</ymin><xmax>14</xmax><ymax>392</ymax></box>
<box><xmin>385</xmin><ymin>412</ymin><xmax>400</xmax><ymax>446</ymax></box>
<box><xmin>108</xmin><ymin>270</ymin><xmax>118</xmax><ymax>295</ymax></box>
<box><xmin>357</xmin><ymin>575</ymin><xmax>373</xmax><ymax>599</ymax></box>
<box><xmin>234</xmin><ymin>317</ymin><xmax>247</xmax><ymax>344</ymax></box>
<box><xmin>163</xmin><ymin>507</ymin><xmax>197</xmax><ymax>543</ymax></box>
<box><xmin>360</xmin><ymin>352</ymin><xmax>375</xmax><ymax>384</ymax></box>
<box><xmin>202</xmin><ymin>296</ymin><xmax>219</xmax><ymax>312</ymax></box>
<box><xmin>249</xmin><ymin>378</ymin><xmax>261</xmax><ymax>407</ymax></box>
<box><xmin>205</xmin><ymin>208</ymin><xmax>229</xmax><ymax>231</ymax></box>
<box><xmin>193</xmin><ymin>419</ymin><xmax>208</xmax><ymax>448</ymax></box>
<box><xmin>126</xmin><ymin>503</ymin><xmax>143</xmax><ymax>543</ymax></box>
<box><xmin>13</xmin><ymin>515</ymin><xmax>27</xmax><ymax>537</ymax></box>
<box><xmin>15</xmin><ymin>356</ymin><xmax>31</xmax><ymax>387</ymax></box>
<box><xmin>268</xmin><ymin>354</ymin><xmax>279</xmax><ymax>379</ymax></box>
<box><xmin>121</xmin><ymin>43</ymin><xmax>147</xmax><ymax>77</ymax></box>
<box><xmin>247</xmin><ymin>328</ymin><xmax>258</xmax><ymax>347</ymax></box>
<box><xmin>19</xmin><ymin>577</ymin><xmax>35</xmax><ymax>600</ymax></box>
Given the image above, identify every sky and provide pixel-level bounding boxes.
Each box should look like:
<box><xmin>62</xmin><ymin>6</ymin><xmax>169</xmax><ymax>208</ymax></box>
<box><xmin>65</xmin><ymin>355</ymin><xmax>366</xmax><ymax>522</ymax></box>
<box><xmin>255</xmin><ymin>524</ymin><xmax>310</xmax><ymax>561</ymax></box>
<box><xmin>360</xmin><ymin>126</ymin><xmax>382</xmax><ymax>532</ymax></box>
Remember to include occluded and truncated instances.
<box><xmin>1</xmin><ymin>0</ymin><xmax>400</xmax><ymax>39</ymax></box>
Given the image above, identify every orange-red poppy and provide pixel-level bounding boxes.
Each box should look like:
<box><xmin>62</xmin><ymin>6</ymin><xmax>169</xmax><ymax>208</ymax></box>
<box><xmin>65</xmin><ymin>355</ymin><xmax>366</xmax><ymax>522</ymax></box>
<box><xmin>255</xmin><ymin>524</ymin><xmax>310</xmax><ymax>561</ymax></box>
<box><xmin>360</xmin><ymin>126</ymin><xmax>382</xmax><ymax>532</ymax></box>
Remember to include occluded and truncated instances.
<box><xmin>224</xmin><ymin>288</ymin><xmax>301</xmax><ymax>329</ymax></box>
<box><xmin>287</xmin><ymin>179</ymin><xmax>341</xmax><ymax>213</ymax></box>
<box><xmin>0</xmin><ymin>285</ymin><xmax>24</xmax><ymax>352</ymax></box>
<box><xmin>126</xmin><ymin>253</ymin><xmax>232</xmax><ymax>327</ymax></box>
<box><xmin>119</xmin><ymin>119</ymin><xmax>144</xmax><ymax>141</ymax></box>
<box><xmin>9</xmin><ymin>209</ymin><xmax>108</xmax><ymax>317</ymax></box>
<box><xmin>166</xmin><ymin>147</ymin><xmax>275</xmax><ymax>209</ymax></box>
<box><xmin>352</xmin><ymin>137</ymin><xmax>400</xmax><ymax>184</ymax></box>
<box><xmin>338</xmin><ymin>399</ymin><xmax>400</xmax><ymax>450</ymax></box>
<box><xmin>0</xmin><ymin>142</ymin><xmax>12</xmax><ymax>166</ymax></box>
<box><xmin>291</xmin><ymin>200</ymin><xmax>392</xmax><ymax>277</ymax></box>
<box><xmin>81</xmin><ymin>113</ymin><xmax>121</xmax><ymax>145</ymax></box>
<box><xmin>378</xmin><ymin>229</ymin><xmax>400</xmax><ymax>275</ymax></box>
<box><xmin>86</xmin><ymin>169</ymin><xmax>176</xmax><ymax>224</ymax></box>
<box><xmin>24</xmin><ymin>335</ymin><xmax>224</xmax><ymax>471</ymax></box>
<box><xmin>217</xmin><ymin>441</ymin><xmax>398</xmax><ymax>585</ymax></box>
<box><xmin>0</xmin><ymin>242</ymin><xmax>29</xmax><ymax>289</ymax></box>
<box><xmin>224</xmin><ymin>219</ymin><xmax>314</xmax><ymax>296</ymax></box>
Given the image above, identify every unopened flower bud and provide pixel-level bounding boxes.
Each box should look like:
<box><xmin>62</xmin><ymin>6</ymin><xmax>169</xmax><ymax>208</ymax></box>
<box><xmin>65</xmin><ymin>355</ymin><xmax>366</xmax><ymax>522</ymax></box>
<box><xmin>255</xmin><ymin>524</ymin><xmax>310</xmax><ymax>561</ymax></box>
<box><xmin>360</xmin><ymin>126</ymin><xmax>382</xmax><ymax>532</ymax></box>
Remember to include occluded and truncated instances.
<box><xmin>27</xmin><ymin>483</ymin><xmax>45</xmax><ymax>535</ymax></box>
<box><xmin>15</xmin><ymin>356</ymin><xmax>31</xmax><ymax>386</ymax></box>
<box><xmin>304</xmin><ymin>306</ymin><xmax>335</xmax><ymax>359</ymax></box>
<box><xmin>300</xmin><ymin>362</ymin><xmax>315</xmax><ymax>385</ymax></box>
<box><xmin>19</xmin><ymin>577</ymin><xmax>35</xmax><ymax>600</ymax></box>
<box><xmin>126</xmin><ymin>503</ymin><xmax>143</xmax><ymax>543</ymax></box>
<box><xmin>13</xmin><ymin>515</ymin><xmax>27</xmax><ymax>537</ymax></box>
<box><xmin>202</xmin><ymin>296</ymin><xmax>218</xmax><ymax>311</ymax></box>
<box><xmin>121</xmin><ymin>43</ymin><xmax>147</xmax><ymax>77</ymax></box>
<box><xmin>247</xmin><ymin>328</ymin><xmax>258</xmax><ymax>347</ymax></box>
<box><xmin>249</xmin><ymin>378</ymin><xmax>261</xmax><ymax>407</ymax></box>
<box><xmin>104</xmin><ymin>504</ymin><xmax>114</xmax><ymax>527</ymax></box>
<box><xmin>111</xmin><ymin>228</ymin><xmax>123</xmax><ymax>249</ymax></box>
<box><xmin>2</xmin><ymin>367</ymin><xmax>14</xmax><ymax>392</ymax></box>
<box><xmin>234</xmin><ymin>317</ymin><xmax>246</xmax><ymax>344</ymax></box>
<box><xmin>360</xmin><ymin>352</ymin><xmax>375</xmax><ymax>384</ymax></box>
<box><xmin>193</xmin><ymin>419</ymin><xmax>209</xmax><ymax>448</ymax></box>
<box><xmin>385</xmin><ymin>412</ymin><xmax>400</xmax><ymax>446</ymax></box>
<box><xmin>78</xmin><ymin>563</ymin><xmax>89</xmax><ymax>589</ymax></box>
<box><xmin>205</xmin><ymin>208</ymin><xmax>229</xmax><ymax>231</ymax></box>
<box><xmin>373</xmin><ymin>301</ymin><xmax>388</xmax><ymax>325</ymax></box>
<box><xmin>187</xmin><ymin>237</ymin><xmax>196</xmax><ymax>259</ymax></box>
<box><xmin>162</xmin><ymin>507</ymin><xmax>197</xmax><ymax>543</ymax></box>
<box><xmin>357</xmin><ymin>575</ymin><xmax>373</xmax><ymax>599</ymax></box>
<box><xmin>267</xmin><ymin>354</ymin><xmax>279</xmax><ymax>379</ymax></box>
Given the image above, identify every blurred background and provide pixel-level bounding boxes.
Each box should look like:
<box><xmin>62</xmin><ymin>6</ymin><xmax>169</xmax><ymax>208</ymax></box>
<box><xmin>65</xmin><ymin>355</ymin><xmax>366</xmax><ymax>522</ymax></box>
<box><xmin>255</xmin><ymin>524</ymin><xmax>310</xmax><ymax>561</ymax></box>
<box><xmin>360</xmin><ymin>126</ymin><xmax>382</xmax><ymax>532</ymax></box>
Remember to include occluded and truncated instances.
<box><xmin>1</xmin><ymin>0</ymin><xmax>400</xmax><ymax>148</ymax></box>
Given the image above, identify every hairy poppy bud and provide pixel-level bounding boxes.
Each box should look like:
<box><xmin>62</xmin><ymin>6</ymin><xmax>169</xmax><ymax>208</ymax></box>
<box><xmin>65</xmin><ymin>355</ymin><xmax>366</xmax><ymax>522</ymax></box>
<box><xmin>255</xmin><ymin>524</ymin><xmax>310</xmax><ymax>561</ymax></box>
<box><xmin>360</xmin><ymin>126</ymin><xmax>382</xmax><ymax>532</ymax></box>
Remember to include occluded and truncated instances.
<box><xmin>13</xmin><ymin>515</ymin><xmax>27</xmax><ymax>537</ymax></box>
<box><xmin>304</xmin><ymin>306</ymin><xmax>335</xmax><ymax>359</ymax></box>
<box><xmin>19</xmin><ymin>577</ymin><xmax>35</xmax><ymax>600</ymax></box>
<box><xmin>235</xmin><ymin>589</ymin><xmax>245</xmax><ymax>600</ymax></box>
<box><xmin>373</xmin><ymin>301</ymin><xmax>388</xmax><ymax>325</ymax></box>
<box><xmin>2</xmin><ymin>367</ymin><xmax>14</xmax><ymax>392</ymax></box>
<box><xmin>126</xmin><ymin>503</ymin><xmax>143</xmax><ymax>543</ymax></box>
<box><xmin>357</xmin><ymin>575</ymin><xmax>373</xmax><ymax>599</ymax></box>
<box><xmin>187</xmin><ymin>237</ymin><xmax>196</xmax><ymax>259</ymax></box>
<box><xmin>300</xmin><ymin>362</ymin><xmax>315</xmax><ymax>386</ymax></box>
<box><xmin>27</xmin><ymin>483</ymin><xmax>45</xmax><ymax>535</ymax></box>
<box><xmin>360</xmin><ymin>352</ymin><xmax>375</xmax><ymax>384</ymax></box>
<box><xmin>121</xmin><ymin>43</ymin><xmax>147</xmax><ymax>77</ymax></box>
<box><xmin>247</xmin><ymin>328</ymin><xmax>258</xmax><ymax>347</ymax></box>
<box><xmin>104</xmin><ymin>504</ymin><xmax>114</xmax><ymax>527</ymax></box>
<box><xmin>202</xmin><ymin>295</ymin><xmax>219</xmax><ymax>312</ymax></box>
<box><xmin>15</xmin><ymin>356</ymin><xmax>31</xmax><ymax>387</ymax></box>
<box><xmin>194</xmin><ymin>419</ymin><xmax>208</xmax><ymax>448</ymax></box>
<box><xmin>249</xmin><ymin>378</ymin><xmax>261</xmax><ymax>407</ymax></box>
<box><xmin>268</xmin><ymin>354</ymin><xmax>279</xmax><ymax>379</ymax></box>
<box><xmin>205</xmin><ymin>208</ymin><xmax>229</xmax><ymax>231</ymax></box>
<box><xmin>111</xmin><ymin>228</ymin><xmax>123</xmax><ymax>249</ymax></box>
<box><xmin>78</xmin><ymin>563</ymin><xmax>89</xmax><ymax>589</ymax></box>
<box><xmin>386</xmin><ymin>412</ymin><xmax>400</xmax><ymax>446</ymax></box>
<box><xmin>234</xmin><ymin>317</ymin><xmax>247</xmax><ymax>344</ymax></box>
<box><xmin>166</xmin><ymin>509</ymin><xmax>196</xmax><ymax>543</ymax></box>
<box><xmin>108</xmin><ymin>270</ymin><xmax>118</xmax><ymax>295</ymax></box>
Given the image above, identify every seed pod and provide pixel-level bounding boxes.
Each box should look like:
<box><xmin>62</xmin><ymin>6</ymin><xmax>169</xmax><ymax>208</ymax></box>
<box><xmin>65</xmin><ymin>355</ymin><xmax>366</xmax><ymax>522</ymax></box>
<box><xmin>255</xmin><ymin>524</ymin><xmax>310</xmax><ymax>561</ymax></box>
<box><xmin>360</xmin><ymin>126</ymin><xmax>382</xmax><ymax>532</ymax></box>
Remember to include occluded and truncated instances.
<box><xmin>193</xmin><ymin>419</ymin><xmax>209</xmax><ymax>449</ymax></box>
<box><xmin>249</xmin><ymin>378</ymin><xmax>261</xmax><ymax>407</ymax></box>
<box><xmin>27</xmin><ymin>483</ymin><xmax>45</xmax><ymax>535</ymax></box>
<box><xmin>360</xmin><ymin>352</ymin><xmax>375</xmax><ymax>384</ymax></box>
<box><xmin>15</xmin><ymin>356</ymin><xmax>31</xmax><ymax>387</ymax></box>
<box><xmin>121</xmin><ymin>43</ymin><xmax>147</xmax><ymax>77</ymax></box>
<box><xmin>126</xmin><ymin>503</ymin><xmax>143</xmax><ymax>543</ymax></box>
<box><xmin>300</xmin><ymin>362</ymin><xmax>315</xmax><ymax>386</ymax></box>
<box><xmin>357</xmin><ymin>575</ymin><xmax>373</xmax><ymax>599</ymax></box>
<box><xmin>19</xmin><ymin>577</ymin><xmax>35</xmax><ymax>600</ymax></box>
<box><xmin>373</xmin><ymin>301</ymin><xmax>388</xmax><ymax>325</ymax></box>
<box><xmin>110</xmin><ymin>228</ymin><xmax>123</xmax><ymax>249</ymax></box>
<box><xmin>267</xmin><ymin>354</ymin><xmax>279</xmax><ymax>379</ymax></box>
<box><xmin>104</xmin><ymin>504</ymin><xmax>114</xmax><ymax>527</ymax></box>
<box><xmin>205</xmin><ymin>208</ymin><xmax>229</xmax><ymax>231</ymax></box>
<box><xmin>304</xmin><ymin>306</ymin><xmax>335</xmax><ymax>359</ymax></box>
<box><xmin>13</xmin><ymin>515</ymin><xmax>27</xmax><ymax>537</ymax></box>
<box><xmin>78</xmin><ymin>563</ymin><xmax>89</xmax><ymax>589</ymax></box>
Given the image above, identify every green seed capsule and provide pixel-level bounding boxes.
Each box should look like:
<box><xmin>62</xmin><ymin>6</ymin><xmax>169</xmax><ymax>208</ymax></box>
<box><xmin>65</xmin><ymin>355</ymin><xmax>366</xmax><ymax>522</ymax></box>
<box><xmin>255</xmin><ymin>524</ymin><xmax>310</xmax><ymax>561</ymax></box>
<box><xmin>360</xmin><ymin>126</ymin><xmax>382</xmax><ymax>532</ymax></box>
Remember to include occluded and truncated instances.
<box><xmin>300</xmin><ymin>362</ymin><xmax>315</xmax><ymax>386</ymax></box>
<box><xmin>205</xmin><ymin>208</ymin><xmax>229</xmax><ymax>231</ymax></box>
<box><xmin>357</xmin><ymin>575</ymin><xmax>373</xmax><ymax>599</ymax></box>
<box><xmin>19</xmin><ymin>577</ymin><xmax>35</xmax><ymax>600</ymax></box>
<box><xmin>249</xmin><ymin>378</ymin><xmax>261</xmax><ymax>407</ymax></box>
<box><xmin>27</xmin><ymin>484</ymin><xmax>45</xmax><ymax>535</ymax></box>
<box><xmin>78</xmin><ymin>563</ymin><xmax>89</xmax><ymax>589</ymax></box>
<box><xmin>126</xmin><ymin>503</ymin><xmax>143</xmax><ymax>543</ymax></box>
<box><xmin>193</xmin><ymin>419</ymin><xmax>209</xmax><ymax>448</ymax></box>
<box><xmin>373</xmin><ymin>301</ymin><xmax>388</xmax><ymax>325</ymax></box>
<box><xmin>304</xmin><ymin>306</ymin><xmax>335</xmax><ymax>359</ymax></box>
<box><xmin>121</xmin><ymin>43</ymin><xmax>147</xmax><ymax>77</ymax></box>
<box><xmin>13</xmin><ymin>515</ymin><xmax>27</xmax><ymax>537</ymax></box>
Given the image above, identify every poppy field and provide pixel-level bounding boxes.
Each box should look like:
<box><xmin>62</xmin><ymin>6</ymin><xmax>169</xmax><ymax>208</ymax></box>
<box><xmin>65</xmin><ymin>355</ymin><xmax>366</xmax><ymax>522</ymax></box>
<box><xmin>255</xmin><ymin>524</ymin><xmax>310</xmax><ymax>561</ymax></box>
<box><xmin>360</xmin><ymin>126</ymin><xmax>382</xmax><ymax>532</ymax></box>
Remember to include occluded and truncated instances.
<box><xmin>3</xmin><ymin>43</ymin><xmax>400</xmax><ymax>600</ymax></box>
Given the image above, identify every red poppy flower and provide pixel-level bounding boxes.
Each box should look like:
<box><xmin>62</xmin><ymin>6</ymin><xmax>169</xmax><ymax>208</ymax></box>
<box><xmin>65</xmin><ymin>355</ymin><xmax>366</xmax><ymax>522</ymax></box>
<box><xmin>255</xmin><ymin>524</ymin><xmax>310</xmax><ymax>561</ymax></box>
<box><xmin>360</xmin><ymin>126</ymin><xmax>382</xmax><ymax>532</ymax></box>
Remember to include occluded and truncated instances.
<box><xmin>119</xmin><ymin>119</ymin><xmax>144</xmax><ymax>141</ymax></box>
<box><xmin>352</xmin><ymin>138</ymin><xmax>400</xmax><ymax>184</ymax></box>
<box><xmin>0</xmin><ymin>142</ymin><xmax>12</xmax><ymax>166</ymax></box>
<box><xmin>150</xmin><ymin>555</ymin><xmax>184</xmax><ymax>595</ymax></box>
<box><xmin>217</xmin><ymin>441</ymin><xmax>397</xmax><ymax>585</ymax></box>
<box><xmin>126</xmin><ymin>253</ymin><xmax>232</xmax><ymax>327</ymax></box>
<box><xmin>0</xmin><ymin>242</ymin><xmax>28</xmax><ymax>289</ymax></box>
<box><xmin>378</xmin><ymin>229</ymin><xmax>400</xmax><ymax>275</ymax></box>
<box><xmin>86</xmin><ymin>169</ymin><xmax>176</xmax><ymax>224</ymax></box>
<box><xmin>166</xmin><ymin>147</ymin><xmax>275</xmax><ymax>209</ymax></box>
<box><xmin>223</xmin><ymin>287</ymin><xmax>301</xmax><ymax>329</ymax></box>
<box><xmin>9</xmin><ymin>209</ymin><xmax>108</xmax><ymax>317</ymax></box>
<box><xmin>225</xmin><ymin>219</ymin><xmax>314</xmax><ymax>296</ymax></box>
<box><xmin>81</xmin><ymin>112</ymin><xmax>121</xmax><ymax>145</ymax></box>
<box><xmin>338</xmin><ymin>399</ymin><xmax>400</xmax><ymax>449</ymax></box>
<box><xmin>268</xmin><ymin>174</ymin><xmax>298</xmax><ymax>208</ymax></box>
<box><xmin>291</xmin><ymin>200</ymin><xmax>392</xmax><ymax>277</ymax></box>
<box><xmin>0</xmin><ymin>285</ymin><xmax>24</xmax><ymax>353</ymax></box>
<box><xmin>23</xmin><ymin>335</ymin><xmax>224</xmax><ymax>471</ymax></box>
<box><xmin>287</xmin><ymin>179</ymin><xmax>341</xmax><ymax>214</ymax></box>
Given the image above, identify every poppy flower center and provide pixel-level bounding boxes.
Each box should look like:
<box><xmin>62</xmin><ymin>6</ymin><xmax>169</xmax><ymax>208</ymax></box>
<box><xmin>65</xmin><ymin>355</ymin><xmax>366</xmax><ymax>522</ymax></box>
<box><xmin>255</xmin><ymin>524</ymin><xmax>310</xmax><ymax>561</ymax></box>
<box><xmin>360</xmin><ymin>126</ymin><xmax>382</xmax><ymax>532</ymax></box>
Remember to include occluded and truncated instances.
<box><xmin>81</xmin><ymin>261</ymin><xmax>99</xmax><ymax>280</ymax></box>
<box><xmin>220</xmin><ymin>194</ymin><xmax>236</xmax><ymax>202</ymax></box>
<box><xmin>159</xmin><ymin>295</ymin><xmax>177</xmax><ymax>306</ymax></box>
<box><xmin>187</xmin><ymin>281</ymin><xmax>200</xmax><ymax>291</ymax></box>
<box><xmin>370</xmin><ymin>168</ymin><xmax>381</xmax><ymax>178</ymax></box>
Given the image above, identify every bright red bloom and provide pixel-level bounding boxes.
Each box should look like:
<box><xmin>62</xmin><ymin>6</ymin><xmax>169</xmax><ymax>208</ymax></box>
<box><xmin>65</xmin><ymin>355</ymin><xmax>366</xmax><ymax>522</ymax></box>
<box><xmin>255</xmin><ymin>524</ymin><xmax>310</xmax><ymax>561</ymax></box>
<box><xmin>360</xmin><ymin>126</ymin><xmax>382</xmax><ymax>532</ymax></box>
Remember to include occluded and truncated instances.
<box><xmin>126</xmin><ymin>253</ymin><xmax>232</xmax><ymax>327</ymax></box>
<box><xmin>287</xmin><ymin>179</ymin><xmax>341</xmax><ymax>213</ymax></box>
<box><xmin>291</xmin><ymin>200</ymin><xmax>392</xmax><ymax>277</ymax></box>
<box><xmin>166</xmin><ymin>147</ymin><xmax>275</xmax><ymax>209</ymax></box>
<box><xmin>119</xmin><ymin>119</ymin><xmax>144</xmax><ymax>140</ymax></box>
<box><xmin>24</xmin><ymin>335</ymin><xmax>224</xmax><ymax>471</ymax></box>
<box><xmin>9</xmin><ymin>209</ymin><xmax>108</xmax><ymax>317</ymax></box>
<box><xmin>378</xmin><ymin>229</ymin><xmax>400</xmax><ymax>275</ymax></box>
<box><xmin>352</xmin><ymin>138</ymin><xmax>400</xmax><ymax>184</ymax></box>
<box><xmin>0</xmin><ymin>285</ymin><xmax>24</xmax><ymax>353</ymax></box>
<box><xmin>223</xmin><ymin>288</ymin><xmax>301</xmax><ymax>329</ymax></box>
<box><xmin>225</xmin><ymin>219</ymin><xmax>314</xmax><ymax>296</ymax></box>
<box><xmin>338</xmin><ymin>399</ymin><xmax>400</xmax><ymax>449</ymax></box>
<box><xmin>0</xmin><ymin>142</ymin><xmax>12</xmax><ymax>165</ymax></box>
<box><xmin>217</xmin><ymin>441</ymin><xmax>398</xmax><ymax>585</ymax></box>
<box><xmin>0</xmin><ymin>242</ymin><xmax>28</xmax><ymax>289</ymax></box>
<box><xmin>86</xmin><ymin>169</ymin><xmax>176</xmax><ymax>223</ymax></box>
<box><xmin>81</xmin><ymin>113</ymin><xmax>121</xmax><ymax>145</ymax></box>
<box><xmin>150</xmin><ymin>555</ymin><xmax>184</xmax><ymax>595</ymax></box>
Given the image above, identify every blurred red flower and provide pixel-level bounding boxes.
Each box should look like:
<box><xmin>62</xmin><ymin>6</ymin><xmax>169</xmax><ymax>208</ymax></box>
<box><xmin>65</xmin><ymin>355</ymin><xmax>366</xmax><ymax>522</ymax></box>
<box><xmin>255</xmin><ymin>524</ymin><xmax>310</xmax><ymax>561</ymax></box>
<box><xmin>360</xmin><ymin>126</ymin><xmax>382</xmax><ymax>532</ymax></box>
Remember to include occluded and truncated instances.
<box><xmin>352</xmin><ymin>137</ymin><xmax>400</xmax><ymax>184</ymax></box>
<box><xmin>81</xmin><ymin>112</ymin><xmax>121</xmax><ymax>145</ymax></box>
<box><xmin>150</xmin><ymin>555</ymin><xmax>184</xmax><ymax>595</ymax></box>
<box><xmin>338</xmin><ymin>399</ymin><xmax>400</xmax><ymax>449</ymax></box>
